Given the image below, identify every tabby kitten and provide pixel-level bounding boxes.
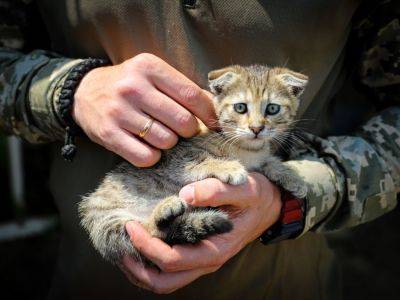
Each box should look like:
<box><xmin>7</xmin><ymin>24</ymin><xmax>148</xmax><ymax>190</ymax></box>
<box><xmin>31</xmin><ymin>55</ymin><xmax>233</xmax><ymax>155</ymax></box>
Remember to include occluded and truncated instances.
<box><xmin>79</xmin><ymin>65</ymin><xmax>308</xmax><ymax>264</ymax></box>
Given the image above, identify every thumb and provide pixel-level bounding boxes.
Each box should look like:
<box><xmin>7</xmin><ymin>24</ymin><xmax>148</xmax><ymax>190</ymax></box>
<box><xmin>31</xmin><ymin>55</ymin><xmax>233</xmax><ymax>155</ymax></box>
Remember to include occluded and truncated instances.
<box><xmin>179</xmin><ymin>178</ymin><xmax>249</xmax><ymax>208</ymax></box>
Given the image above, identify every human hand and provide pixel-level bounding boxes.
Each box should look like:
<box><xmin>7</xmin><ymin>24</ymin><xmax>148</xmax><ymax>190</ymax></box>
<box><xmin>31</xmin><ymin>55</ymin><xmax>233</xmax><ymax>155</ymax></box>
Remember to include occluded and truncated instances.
<box><xmin>121</xmin><ymin>173</ymin><xmax>282</xmax><ymax>294</ymax></box>
<box><xmin>73</xmin><ymin>53</ymin><xmax>216</xmax><ymax>167</ymax></box>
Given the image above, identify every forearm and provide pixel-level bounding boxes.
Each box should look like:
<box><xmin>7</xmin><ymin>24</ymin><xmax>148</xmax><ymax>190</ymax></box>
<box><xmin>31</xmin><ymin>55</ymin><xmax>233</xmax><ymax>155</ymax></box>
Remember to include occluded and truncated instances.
<box><xmin>0</xmin><ymin>48</ymin><xmax>82</xmax><ymax>143</ymax></box>
<box><xmin>0</xmin><ymin>0</ymin><xmax>85</xmax><ymax>143</ymax></box>
<box><xmin>288</xmin><ymin>106</ymin><xmax>399</xmax><ymax>233</ymax></box>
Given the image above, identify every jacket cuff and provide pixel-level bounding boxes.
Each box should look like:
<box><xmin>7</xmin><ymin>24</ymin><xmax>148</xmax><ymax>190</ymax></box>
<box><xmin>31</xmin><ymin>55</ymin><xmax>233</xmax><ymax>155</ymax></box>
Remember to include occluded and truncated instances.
<box><xmin>284</xmin><ymin>159</ymin><xmax>342</xmax><ymax>235</ymax></box>
<box><xmin>29</xmin><ymin>57</ymin><xmax>83</xmax><ymax>141</ymax></box>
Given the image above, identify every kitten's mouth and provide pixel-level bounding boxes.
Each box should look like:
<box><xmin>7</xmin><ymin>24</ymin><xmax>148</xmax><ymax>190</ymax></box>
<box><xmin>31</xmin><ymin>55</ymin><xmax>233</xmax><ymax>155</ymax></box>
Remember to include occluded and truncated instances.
<box><xmin>238</xmin><ymin>139</ymin><xmax>265</xmax><ymax>151</ymax></box>
<box><xmin>238</xmin><ymin>136</ymin><xmax>266</xmax><ymax>149</ymax></box>
<box><xmin>246</xmin><ymin>134</ymin><xmax>265</xmax><ymax>140</ymax></box>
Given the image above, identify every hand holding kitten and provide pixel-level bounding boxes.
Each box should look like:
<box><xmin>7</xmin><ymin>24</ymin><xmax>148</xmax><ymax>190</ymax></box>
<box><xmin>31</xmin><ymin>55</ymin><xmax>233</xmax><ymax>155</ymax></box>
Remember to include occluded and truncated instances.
<box><xmin>72</xmin><ymin>53</ymin><xmax>216</xmax><ymax>167</ymax></box>
<box><xmin>121</xmin><ymin>173</ymin><xmax>281</xmax><ymax>294</ymax></box>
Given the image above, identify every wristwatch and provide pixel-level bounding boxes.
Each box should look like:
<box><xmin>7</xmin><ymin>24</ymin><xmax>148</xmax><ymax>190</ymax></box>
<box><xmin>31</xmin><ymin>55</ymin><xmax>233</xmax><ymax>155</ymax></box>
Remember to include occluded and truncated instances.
<box><xmin>259</xmin><ymin>190</ymin><xmax>306</xmax><ymax>244</ymax></box>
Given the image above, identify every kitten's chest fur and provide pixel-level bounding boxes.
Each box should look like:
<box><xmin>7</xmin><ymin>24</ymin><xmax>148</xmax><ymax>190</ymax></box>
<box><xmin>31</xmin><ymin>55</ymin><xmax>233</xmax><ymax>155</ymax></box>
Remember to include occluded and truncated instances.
<box><xmin>228</xmin><ymin>146</ymin><xmax>270</xmax><ymax>170</ymax></box>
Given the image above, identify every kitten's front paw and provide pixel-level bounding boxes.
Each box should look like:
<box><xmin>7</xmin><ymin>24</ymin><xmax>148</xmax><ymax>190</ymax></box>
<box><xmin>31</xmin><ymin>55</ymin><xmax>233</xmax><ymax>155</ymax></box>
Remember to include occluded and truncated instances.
<box><xmin>215</xmin><ymin>168</ymin><xmax>248</xmax><ymax>185</ymax></box>
<box><xmin>154</xmin><ymin>196</ymin><xmax>187</xmax><ymax>229</ymax></box>
<box><xmin>204</xmin><ymin>161</ymin><xmax>248</xmax><ymax>185</ymax></box>
<box><xmin>281</xmin><ymin>176</ymin><xmax>308</xmax><ymax>199</ymax></box>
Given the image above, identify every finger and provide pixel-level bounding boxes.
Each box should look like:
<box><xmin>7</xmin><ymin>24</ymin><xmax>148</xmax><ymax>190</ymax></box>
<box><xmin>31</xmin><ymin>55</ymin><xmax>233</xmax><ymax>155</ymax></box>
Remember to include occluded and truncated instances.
<box><xmin>122</xmin><ymin>256</ymin><xmax>214</xmax><ymax>294</ymax></box>
<box><xmin>148</xmin><ymin>61</ymin><xmax>217</xmax><ymax>129</ymax></box>
<box><xmin>126</xmin><ymin>221</ymin><xmax>229</xmax><ymax>272</ymax></box>
<box><xmin>140</xmin><ymin>90</ymin><xmax>199</xmax><ymax>138</ymax></box>
<box><xmin>179</xmin><ymin>176</ymin><xmax>261</xmax><ymax>208</ymax></box>
<box><xmin>106</xmin><ymin>128</ymin><xmax>161</xmax><ymax>167</ymax></box>
<box><xmin>118</xmin><ymin>110</ymin><xmax>178</xmax><ymax>149</ymax></box>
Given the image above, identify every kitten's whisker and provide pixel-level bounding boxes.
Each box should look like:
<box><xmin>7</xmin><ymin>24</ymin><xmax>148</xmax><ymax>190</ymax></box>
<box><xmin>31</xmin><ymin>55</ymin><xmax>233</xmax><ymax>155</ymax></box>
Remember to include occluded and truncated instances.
<box><xmin>270</xmin><ymin>138</ymin><xmax>289</xmax><ymax>154</ymax></box>
<box><xmin>220</xmin><ymin>132</ymin><xmax>245</xmax><ymax>153</ymax></box>
<box><xmin>271</xmin><ymin>136</ymin><xmax>295</xmax><ymax>154</ymax></box>
<box><xmin>226</xmin><ymin>135</ymin><xmax>242</xmax><ymax>153</ymax></box>
<box><xmin>286</xmin><ymin>131</ymin><xmax>308</xmax><ymax>144</ymax></box>
<box><xmin>220</xmin><ymin>134</ymin><xmax>241</xmax><ymax>152</ymax></box>
<box><xmin>272</xmin><ymin>133</ymin><xmax>302</xmax><ymax>153</ymax></box>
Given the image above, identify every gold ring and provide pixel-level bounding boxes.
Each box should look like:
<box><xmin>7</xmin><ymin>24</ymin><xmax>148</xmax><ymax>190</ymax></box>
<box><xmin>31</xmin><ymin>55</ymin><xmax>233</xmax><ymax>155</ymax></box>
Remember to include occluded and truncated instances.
<box><xmin>139</xmin><ymin>118</ymin><xmax>154</xmax><ymax>138</ymax></box>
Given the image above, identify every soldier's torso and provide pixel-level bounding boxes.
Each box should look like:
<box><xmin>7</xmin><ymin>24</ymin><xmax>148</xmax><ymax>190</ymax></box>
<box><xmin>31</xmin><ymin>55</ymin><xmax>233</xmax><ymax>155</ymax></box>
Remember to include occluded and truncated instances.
<box><xmin>38</xmin><ymin>0</ymin><xmax>361</xmax><ymax>131</ymax></box>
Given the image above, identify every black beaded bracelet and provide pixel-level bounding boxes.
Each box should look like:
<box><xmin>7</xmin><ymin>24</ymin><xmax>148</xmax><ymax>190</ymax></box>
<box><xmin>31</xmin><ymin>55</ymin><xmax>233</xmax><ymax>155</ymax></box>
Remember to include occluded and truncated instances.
<box><xmin>58</xmin><ymin>58</ymin><xmax>109</xmax><ymax>161</ymax></box>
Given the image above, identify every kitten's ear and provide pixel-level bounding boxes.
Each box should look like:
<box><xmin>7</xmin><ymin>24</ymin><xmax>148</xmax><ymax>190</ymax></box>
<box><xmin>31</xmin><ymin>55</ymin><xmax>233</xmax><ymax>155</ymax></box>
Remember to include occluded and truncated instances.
<box><xmin>277</xmin><ymin>71</ymin><xmax>308</xmax><ymax>97</ymax></box>
<box><xmin>208</xmin><ymin>67</ymin><xmax>239</xmax><ymax>95</ymax></box>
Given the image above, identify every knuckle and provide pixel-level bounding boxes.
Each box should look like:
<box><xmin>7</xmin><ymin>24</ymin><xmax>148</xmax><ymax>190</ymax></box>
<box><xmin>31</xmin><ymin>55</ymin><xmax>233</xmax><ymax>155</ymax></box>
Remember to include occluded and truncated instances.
<box><xmin>159</xmin><ymin>254</ymin><xmax>178</xmax><ymax>272</ymax></box>
<box><xmin>176</xmin><ymin>112</ymin><xmax>193</xmax><ymax>127</ymax></box>
<box><xmin>175</xmin><ymin>112</ymin><xmax>196</xmax><ymax>137</ymax></box>
<box><xmin>130</xmin><ymin>53</ymin><xmax>158</xmax><ymax>71</ymax></box>
<box><xmin>180</xmin><ymin>85</ymin><xmax>201</xmax><ymax>108</ymax></box>
<box><xmin>105</xmin><ymin>102</ymin><xmax>122</xmax><ymax>118</ymax></box>
<box><xmin>97</xmin><ymin>125</ymin><xmax>116</xmax><ymax>142</ymax></box>
<box><xmin>114</xmin><ymin>80</ymin><xmax>143</xmax><ymax>99</ymax></box>
<box><xmin>134</xmin><ymin>150</ymin><xmax>160</xmax><ymax>168</ymax></box>
<box><xmin>157</xmin><ymin>132</ymin><xmax>178</xmax><ymax>149</ymax></box>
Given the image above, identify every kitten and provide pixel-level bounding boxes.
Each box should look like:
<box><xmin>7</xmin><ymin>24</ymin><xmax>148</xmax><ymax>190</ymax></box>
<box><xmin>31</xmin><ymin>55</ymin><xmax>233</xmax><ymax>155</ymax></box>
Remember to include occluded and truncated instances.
<box><xmin>79</xmin><ymin>65</ymin><xmax>308</xmax><ymax>264</ymax></box>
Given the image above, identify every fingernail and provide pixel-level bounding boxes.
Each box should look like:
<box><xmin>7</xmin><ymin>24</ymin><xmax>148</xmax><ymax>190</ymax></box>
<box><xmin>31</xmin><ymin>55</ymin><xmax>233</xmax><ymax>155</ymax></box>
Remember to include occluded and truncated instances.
<box><xmin>179</xmin><ymin>184</ymin><xmax>195</xmax><ymax>203</ymax></box>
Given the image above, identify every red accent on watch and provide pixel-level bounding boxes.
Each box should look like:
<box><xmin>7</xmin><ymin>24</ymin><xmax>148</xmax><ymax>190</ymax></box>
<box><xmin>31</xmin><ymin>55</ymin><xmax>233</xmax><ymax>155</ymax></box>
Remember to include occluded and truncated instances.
<box><xmin>280</xmin><ymin>194</ymin><xmax>304</xmax><ymax>225</ymax></box>
<box><xmin>259</xmin><ymin>190</ymin><xmax>306</xmax><ymax>244</ymax></box>
<box><xmin>283</xmin><ymin>198</ymin><xmax>302</xmax><ymax>211</ymax></box>
<box><xmin>282</xmin><ymin>209</ymin><xmax>303</xmax><ymax>224</ymax></box>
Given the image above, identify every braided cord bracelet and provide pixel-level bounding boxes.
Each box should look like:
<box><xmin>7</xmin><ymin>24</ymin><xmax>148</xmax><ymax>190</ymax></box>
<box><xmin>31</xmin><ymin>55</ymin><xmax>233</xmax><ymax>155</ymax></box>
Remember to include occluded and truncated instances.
<box><xmin>58</xmin><ymin>58</ymin><xmax>110</xmax><ymax>161</ymax></box>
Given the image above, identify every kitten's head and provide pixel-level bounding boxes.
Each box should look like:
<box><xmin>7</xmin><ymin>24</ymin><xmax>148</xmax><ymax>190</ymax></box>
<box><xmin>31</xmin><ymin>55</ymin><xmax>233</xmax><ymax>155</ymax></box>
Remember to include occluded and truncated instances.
<box><xmin>208</xmin><ymin>65</ymin><xmax>308</xmax><ymax>150</ymax></box>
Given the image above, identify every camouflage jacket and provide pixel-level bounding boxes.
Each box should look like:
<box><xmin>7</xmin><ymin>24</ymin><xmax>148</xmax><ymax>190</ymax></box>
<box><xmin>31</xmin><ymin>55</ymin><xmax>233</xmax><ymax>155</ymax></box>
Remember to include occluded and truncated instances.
<box><xmin>0</xmin><ymin>0</ymin><xmax>399</xmax><ymax>235</ymax></box>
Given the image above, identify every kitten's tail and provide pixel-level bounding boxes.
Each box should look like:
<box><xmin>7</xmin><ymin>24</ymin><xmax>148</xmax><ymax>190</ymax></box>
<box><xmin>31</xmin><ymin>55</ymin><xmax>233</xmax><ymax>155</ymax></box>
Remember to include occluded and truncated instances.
<box><xmin>165</xmin><ymin>208</ymin><xmax>233</xmax><ymax>245</ymax></box>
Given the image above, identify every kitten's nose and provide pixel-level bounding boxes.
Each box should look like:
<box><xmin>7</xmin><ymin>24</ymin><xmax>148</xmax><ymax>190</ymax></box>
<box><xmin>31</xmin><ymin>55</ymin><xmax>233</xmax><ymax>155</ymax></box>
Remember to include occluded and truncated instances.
<box><xmin>249</xmin><ymin>125</ymin><xmax>265</xmax><ymax>135</ymax></box>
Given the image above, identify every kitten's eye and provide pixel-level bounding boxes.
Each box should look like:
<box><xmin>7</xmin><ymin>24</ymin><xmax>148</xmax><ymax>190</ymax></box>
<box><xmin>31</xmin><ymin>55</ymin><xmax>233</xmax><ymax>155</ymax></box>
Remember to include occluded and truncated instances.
<box><xmin>265</xmin><ymin>103</ymin><xmax>281</xmax><ymax>116</ymax></box>
<box><xmin>234</xmin><ymin>103</ymin><xmax>248</xmax><ymax>114</ymax></box>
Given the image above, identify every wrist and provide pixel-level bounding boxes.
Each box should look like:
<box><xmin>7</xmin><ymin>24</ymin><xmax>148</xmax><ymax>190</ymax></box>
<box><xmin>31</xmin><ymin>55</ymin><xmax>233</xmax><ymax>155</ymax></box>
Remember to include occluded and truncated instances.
<box><xmin>57</xmin><ymin>58</ymin><xmax>110</xmax><ymax>161</ymax></box>
<box><xmin>72</xmin><ymin>65</ymin><xmax>110</xmax><ymax>126</ymax></box>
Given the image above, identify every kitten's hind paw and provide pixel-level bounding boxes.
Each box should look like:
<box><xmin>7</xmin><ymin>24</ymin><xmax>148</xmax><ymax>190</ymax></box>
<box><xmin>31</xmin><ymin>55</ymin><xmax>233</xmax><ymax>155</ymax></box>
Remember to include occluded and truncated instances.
<box><xmin>166</xmin><ymin>209</ymin><xmax>233</xmax><ymax>245</ymax></box>
<box><xmin>153</xmin><ymin>196</ymin><xmax>187</xmax><ymax>229</ymax></box>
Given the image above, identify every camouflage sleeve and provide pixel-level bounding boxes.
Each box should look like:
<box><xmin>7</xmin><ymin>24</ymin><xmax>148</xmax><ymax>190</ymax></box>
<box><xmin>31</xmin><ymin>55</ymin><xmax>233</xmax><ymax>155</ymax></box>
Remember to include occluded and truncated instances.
<box><xmin>288</xmin><ymin>0</ymin><xmax>400</xmax><ymax>234</ymax></box>
<box><xmin>0</xmin><ymin>0</ymin><xmax>82</xmax><ymax>143</ymax></box>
